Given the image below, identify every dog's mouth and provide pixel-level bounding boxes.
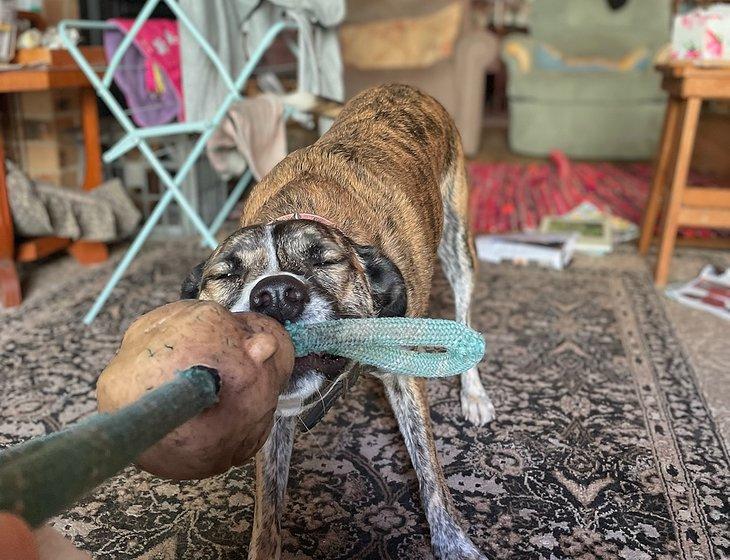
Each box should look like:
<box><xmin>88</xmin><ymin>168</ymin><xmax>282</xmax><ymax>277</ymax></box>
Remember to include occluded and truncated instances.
<box><xmin>293</xmin><ymin>353</ymin><xmax>348</xmax><ymax>380</ymax></box>
<box><xmin>276</xmin><ymin>353</ymin><xmax>352</xmax><ymax>418</ymax></box>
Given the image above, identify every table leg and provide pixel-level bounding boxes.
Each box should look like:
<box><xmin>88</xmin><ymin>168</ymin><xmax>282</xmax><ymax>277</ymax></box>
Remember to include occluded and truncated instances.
<box><xmin>70</xmin><ymin>86</ymin><xmax>108</xmax><ymax>266</ymax></box>
<box><xmin>80</xmin><ymin>87</ymin><xmax>102</xmax><ymax>191</ymax></box>
<box><xmin>0</xmin><ymin>259</ymin><xmax>21</xmax><ymax>308</ymax></box>
<box><xmin>639</xmin><ymin>97</ymin><xmax>681</xmax><ymax>255</ymax></box>
<box><xmin>0</xmin><ymin>134</ymin><xmax>21</xmax><ymax>307</ymax></box>
<box><xmin>68</xmin><ymin>241</ymin><xmax>108</xmax><ymax>265</ymax></box>
<box><xmin>654</xmin><ymin>97</ymin><xmax>701</xmax><ymax>287</ymax></box>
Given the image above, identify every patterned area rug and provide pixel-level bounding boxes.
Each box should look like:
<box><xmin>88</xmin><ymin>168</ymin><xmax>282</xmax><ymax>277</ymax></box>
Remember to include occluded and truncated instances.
<box><xmin>468</xmin><ymin>151</ymin><xmax>725</xmax><ymax>239</ymax></box>
<box><xmin>1</xmin><ymin>244</ymin><xmax>728</xmax><ymax>560</ymax></box>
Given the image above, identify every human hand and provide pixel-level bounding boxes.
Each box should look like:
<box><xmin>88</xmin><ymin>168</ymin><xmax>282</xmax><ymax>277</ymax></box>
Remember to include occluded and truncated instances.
<box><xmin>0</xmin><ymin>513</ymin><xmax>91</xmax><ymax>560</ymax></box>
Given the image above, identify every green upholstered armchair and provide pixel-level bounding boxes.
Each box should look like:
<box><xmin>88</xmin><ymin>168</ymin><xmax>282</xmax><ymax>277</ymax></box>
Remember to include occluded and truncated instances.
<box><xmin>502</xmin><ymin>0</ymin><xmax>671</xmax><ymax>160</ymax></box>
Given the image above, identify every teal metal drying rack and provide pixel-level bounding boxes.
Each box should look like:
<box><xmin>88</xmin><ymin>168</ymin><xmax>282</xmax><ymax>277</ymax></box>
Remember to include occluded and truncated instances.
<box><xmin>58</xmin><ymin>0</ymin><xmax>297</xmax><ymax>324</ymax></box>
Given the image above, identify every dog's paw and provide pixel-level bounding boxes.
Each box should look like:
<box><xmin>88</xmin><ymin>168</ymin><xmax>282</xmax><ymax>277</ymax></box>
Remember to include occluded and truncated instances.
<box><xmin>460</xmin><ymin>388</ymin><xmax>495</xmax><ymax>426</ymax></box>
<box><xmin>459</xmin><ymin>367</ymin><xmax>495</xmax><ymax>426</ymax></box>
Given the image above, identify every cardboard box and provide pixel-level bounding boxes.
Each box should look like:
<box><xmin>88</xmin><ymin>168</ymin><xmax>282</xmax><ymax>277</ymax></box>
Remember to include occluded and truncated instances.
<box><xmin>7</xmin><ymin>131</ymin><xmax>82</xmax><ymax>187</ymax></box>
<box><xmin>19</xmin><ymin>89</ymin><xmax>80</xmax><ymax>119</ymax></box>
<box><xmin>18</xmin><ymin>114</ymin><xmax>80</xmax><ymax>141</ymax></box>
<box><xmin>33</xmin><ymin>167</ymin><xmax>81</xmax><ymax>189</ymax></box>
<box><xmin>23</xmin><ymin>136</ymin><xmax>80</xmax><ymax>170</ymax></box>
<box><xmin>7</xmin><ymin>141</ymin><xmax>82</xmax><ymax>182</ymax></box>
<box><xmin>1</xmin><ymin>88</ymin><xmax>84</xmax><ymax>188</ymax></box>
<box><xmin>42</xmin><ymin>0</ymin><xmax>79</xmax><ymax>27</ymax></box>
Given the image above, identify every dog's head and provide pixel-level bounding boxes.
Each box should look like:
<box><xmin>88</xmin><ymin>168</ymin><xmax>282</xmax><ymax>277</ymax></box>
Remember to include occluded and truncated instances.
<box><xmin>181</xmin><ymin>219</ymin><xmax>407</xmax><ymax>417</ymax></box>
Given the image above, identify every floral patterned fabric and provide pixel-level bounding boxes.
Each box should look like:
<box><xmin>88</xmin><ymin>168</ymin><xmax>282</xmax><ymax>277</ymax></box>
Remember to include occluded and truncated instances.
<box><xmin>0</xmin><ymin>244</ymin><xmax>728</xmax><ymax>559</ymax></box>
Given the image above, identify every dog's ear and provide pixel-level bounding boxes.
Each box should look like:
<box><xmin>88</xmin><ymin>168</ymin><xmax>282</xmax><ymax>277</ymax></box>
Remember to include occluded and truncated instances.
<box><xmin>355</xmin><ymin>245</ymin><xmax>407</xmax><ymax>317</ymax></box>
<box><xmin>180</xmin><ymin>262</ymin><xmax>205</xmax><ymax>300</ymax></box>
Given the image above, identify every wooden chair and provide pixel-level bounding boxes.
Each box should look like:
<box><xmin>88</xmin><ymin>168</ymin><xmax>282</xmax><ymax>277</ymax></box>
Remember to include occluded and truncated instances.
<box><xmin>638</xmin><ymin>63</ymin><xmax>730</xmax><ymax>286</ymax></box>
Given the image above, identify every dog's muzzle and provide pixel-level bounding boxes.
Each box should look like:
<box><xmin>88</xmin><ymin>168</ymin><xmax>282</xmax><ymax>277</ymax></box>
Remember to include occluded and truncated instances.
<box><xmin>249</xmin><ymin>274</ymin><xmax>309</xmax><ymax>324</ymax></box>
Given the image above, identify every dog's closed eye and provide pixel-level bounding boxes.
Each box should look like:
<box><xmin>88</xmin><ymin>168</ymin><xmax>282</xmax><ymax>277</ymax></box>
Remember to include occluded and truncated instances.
<box><xmin>209</xmin><ymin>271</ymin><xmax>240</xmax><ymax>281</ymax></box>
<box><xmin>309</xmin><ymin>246</ymin><xmax>345</xmax><ymax>267</ymax></box>
<box><xmin>315</xmin><ymin>256</ymin><xmax>346</xmax><ymax>267</ymax></box>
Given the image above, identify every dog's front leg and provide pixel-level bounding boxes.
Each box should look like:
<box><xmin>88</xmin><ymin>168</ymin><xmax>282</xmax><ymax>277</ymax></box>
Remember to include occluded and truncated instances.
<box><xmin>380</xmin><ymin>373</ymin><xmax>486</xmax><ymax>560</ymax></box>
<box><xmin>248</xmin><ymin>416</ymin><xmax>295</xmax><ymax>560</ymax></box>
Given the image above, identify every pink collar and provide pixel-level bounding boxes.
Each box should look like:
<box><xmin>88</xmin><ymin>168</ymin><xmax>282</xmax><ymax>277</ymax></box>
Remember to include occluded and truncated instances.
<box><xmin>269</xmin><ymin>212</ymin><xmax>339</xmax><ymax>230</ymax></box>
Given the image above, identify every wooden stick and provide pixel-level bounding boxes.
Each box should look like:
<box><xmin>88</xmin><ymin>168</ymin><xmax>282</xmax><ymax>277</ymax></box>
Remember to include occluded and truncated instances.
<box><xmin>0</xmin><ymin>366</ymin><xmax>219</xmax><ymax>527</ymax></box>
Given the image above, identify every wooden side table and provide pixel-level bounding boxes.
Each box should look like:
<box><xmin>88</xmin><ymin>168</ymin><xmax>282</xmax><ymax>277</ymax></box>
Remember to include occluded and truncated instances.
<box><xmin>0</xmin><ymin>65</ymin><xmax>109</xmax><ymax>308</ymax></box>
<box><xmin>639</xmin><ymin>63</ymin><xmax>730</xmax><ymax>286</ymax></box>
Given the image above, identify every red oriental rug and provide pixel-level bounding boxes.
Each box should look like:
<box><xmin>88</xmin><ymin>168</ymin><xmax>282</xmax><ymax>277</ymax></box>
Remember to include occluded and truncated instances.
<box><xmin>468</xmin><ymin>151</ymin><xmax>724</xmax><ymax>239</ymax></box>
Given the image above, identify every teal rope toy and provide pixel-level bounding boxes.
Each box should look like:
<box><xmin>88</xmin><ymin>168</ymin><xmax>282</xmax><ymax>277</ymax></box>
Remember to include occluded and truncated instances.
<box><xmin>0</xmin><ymin>317</ymin><xmax>485</xmax><ymax>527</ymax></box>
<box><xmin>286</xmin><ymin>318</ymin><xmax>485</xmax><ymax>377</ymax></box>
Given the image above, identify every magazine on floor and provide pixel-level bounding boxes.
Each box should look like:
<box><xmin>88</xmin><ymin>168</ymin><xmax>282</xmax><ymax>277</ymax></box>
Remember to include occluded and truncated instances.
<box><xmin>540</xmin><ymin>214</ymin><xmax>612</xmax><ymax>255</ymax></box>
<box><xmin>475</xmin><ymin>232</ymin><xmax>578</xmax><ymax>270</ymax></box>
<box><xmin>666</xmin><ymin>265</ymin><xmax>730</xmax><ymax>322</ymax></box>
<box><xmin>563</xmin><ymin>201</ymin><xmax>639</xmax><ymax>244</ymax></box>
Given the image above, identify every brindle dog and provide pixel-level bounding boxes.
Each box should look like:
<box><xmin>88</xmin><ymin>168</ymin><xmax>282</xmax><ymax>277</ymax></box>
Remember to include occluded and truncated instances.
<box><xmin>181</xmin><ymin>84</ymin><xmax>493</xmax><ymax>559</ymax></box>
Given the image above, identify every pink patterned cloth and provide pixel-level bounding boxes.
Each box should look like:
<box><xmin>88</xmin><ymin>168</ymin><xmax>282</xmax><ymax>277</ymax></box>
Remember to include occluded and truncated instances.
<box><xmin>671</xmin><ymin>6</ymin><xmax>729</xmax><ymax>62</ymax></box>
<box><xmin>105</xmin><ymin>18</ymin><xmax>184</xmax><ymax>125</ymax></box>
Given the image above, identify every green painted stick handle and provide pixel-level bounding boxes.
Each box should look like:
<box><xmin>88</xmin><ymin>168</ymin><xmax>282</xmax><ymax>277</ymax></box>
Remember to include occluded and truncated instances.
<box><xmin>0</xmin><ymin>366</ymin><xmax>219</xmax><ymax>528</ymax></box>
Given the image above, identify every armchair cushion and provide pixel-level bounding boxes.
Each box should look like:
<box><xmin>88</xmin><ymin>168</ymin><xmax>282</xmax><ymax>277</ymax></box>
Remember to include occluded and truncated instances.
<box><xmin>534</xmin><ymin>44</ymin><xmax>652</xmax><ymax>72</ymax></box>
<box><xmin>508</xmin><ymin>69</ymin><xmax>663</xmax><ymax>102</ymax></box>
<box><xmin>342</xmin><ymin>0</ymin><xmax>497</xmax><ymax>156</ymax></box>
<box><xmin>340</xmin><ymin>1</ymin><xmax>463</xmax><ymax>70</ymax></box>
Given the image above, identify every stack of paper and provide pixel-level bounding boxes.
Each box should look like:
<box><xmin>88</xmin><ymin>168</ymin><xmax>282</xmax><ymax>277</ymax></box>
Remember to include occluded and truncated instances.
<box><xmin>475</xmin><ymin>232</ymin><xmax>578</xmax><ymax>270</ymax></box>
<box><xmin>539</xmin><ymin>201</ymin><xmax>638</xmax><ymax>256</ymax></box>
<box><xmin>478</xmin><ymin>201</ymin><xmax>641</xmax><ymax>267</ymax></box>
<box><xmin>666</xmin><ymin>265</ymin><xmax>730</xmax><ymax>322</ymax></box>
<box><xmin>563</xmin><ymin>201</ymin><xmax>639</xmax><ymax>244</ymax></box>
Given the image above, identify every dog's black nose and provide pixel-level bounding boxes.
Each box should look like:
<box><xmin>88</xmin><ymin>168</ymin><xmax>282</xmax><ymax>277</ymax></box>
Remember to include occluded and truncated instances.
<box><xmin>249</xmin><ymin>275</ymin><xmax>309</xmax><ymax>323</ymax></box>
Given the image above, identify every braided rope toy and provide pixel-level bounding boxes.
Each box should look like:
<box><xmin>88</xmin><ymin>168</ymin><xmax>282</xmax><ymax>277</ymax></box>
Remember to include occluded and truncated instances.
<box><xmin>286</xmin><ymin>318</ymin><xmax>485</xmax><ymax>377</ymax></box>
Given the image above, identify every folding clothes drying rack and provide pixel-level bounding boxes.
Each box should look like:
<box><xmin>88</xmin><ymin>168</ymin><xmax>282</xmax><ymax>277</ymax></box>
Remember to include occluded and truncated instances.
<box><xmin>58</xmin><ymin>0</ymin><xmax>298</xmax><ymax>324</ymax></box>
